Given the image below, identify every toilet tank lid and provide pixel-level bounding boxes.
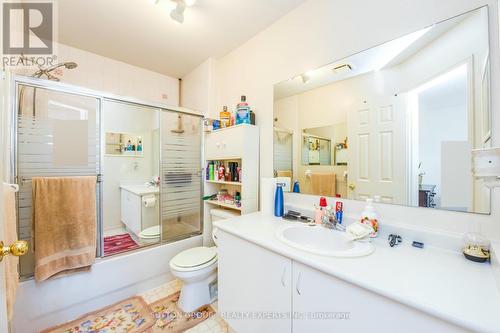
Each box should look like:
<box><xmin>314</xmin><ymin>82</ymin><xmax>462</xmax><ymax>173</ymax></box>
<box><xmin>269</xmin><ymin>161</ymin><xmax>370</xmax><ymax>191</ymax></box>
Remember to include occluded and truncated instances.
<box><xmin>171</xmin><ymin>247</ymin><xmax>217</xmax><ymax>268</ymax></box>
<box><xmin>210</xmin><ymin>208</ymin><xmax>239</xmax><ymax>219</ymax></box>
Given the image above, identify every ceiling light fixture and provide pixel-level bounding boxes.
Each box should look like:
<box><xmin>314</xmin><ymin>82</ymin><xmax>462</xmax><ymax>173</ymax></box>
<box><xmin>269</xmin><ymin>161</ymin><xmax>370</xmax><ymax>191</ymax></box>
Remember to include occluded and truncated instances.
<box><xmin>152</xmin><ymin>0</ymin><xmax>195</xmax><ymax>24</ymax></box>
<box><xmin>170</xmin><ymin>0</ymin><xmax>186</xmax><ymax>24</ymax></box>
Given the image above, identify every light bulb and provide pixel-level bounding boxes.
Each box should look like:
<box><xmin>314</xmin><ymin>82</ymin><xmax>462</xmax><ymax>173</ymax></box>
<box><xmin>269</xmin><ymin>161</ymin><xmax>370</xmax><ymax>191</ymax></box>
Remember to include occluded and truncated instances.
<box><xmin>170</xmin><ymin>3</ymin><xmax>186</xmax><ymax>24</ymax></box>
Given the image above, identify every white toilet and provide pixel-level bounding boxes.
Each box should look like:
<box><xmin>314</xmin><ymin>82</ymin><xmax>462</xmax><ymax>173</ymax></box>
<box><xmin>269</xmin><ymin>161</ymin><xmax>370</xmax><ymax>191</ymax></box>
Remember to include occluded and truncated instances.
<box><xmin>169</xmin><ymin>208</ymin><xmax>238</xmax><ymax>312</ymax></box>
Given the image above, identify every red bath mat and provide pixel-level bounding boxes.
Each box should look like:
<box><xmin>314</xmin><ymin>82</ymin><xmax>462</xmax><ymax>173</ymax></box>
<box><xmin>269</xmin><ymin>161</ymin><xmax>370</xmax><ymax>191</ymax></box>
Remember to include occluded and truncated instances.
<box><xmin>104</xmin><ymin>233</ymin><xmax>139</xmax><ymax>256</ymax></box>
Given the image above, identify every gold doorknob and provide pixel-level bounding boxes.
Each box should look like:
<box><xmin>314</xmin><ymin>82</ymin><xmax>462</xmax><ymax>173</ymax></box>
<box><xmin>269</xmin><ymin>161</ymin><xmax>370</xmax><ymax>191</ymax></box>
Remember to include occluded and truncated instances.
<box><xmin>0</xmin><ymin>240</ymin><xmax>29</xmax><ymax>261</ymax></box>
<box><xmin>348</xmin><ymin>183</ymin><xmax>356</xmax><ymax>190</ymax></box>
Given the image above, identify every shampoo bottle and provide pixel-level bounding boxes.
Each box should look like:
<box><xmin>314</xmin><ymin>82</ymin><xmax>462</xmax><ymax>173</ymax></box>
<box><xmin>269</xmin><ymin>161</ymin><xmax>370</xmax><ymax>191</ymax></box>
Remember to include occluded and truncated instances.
<box><xmin>209</xmin><ymin>161</ymin><xmax>215</xmax><ymax>181</ymax></box>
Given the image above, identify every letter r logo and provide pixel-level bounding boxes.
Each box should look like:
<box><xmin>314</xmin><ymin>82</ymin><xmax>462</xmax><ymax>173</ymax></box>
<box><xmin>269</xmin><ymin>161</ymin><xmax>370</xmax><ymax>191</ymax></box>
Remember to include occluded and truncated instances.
<box><xmin>2</xmin><ymin>2</ymin><xmax>53</xmax><ymax>55</ymax></box>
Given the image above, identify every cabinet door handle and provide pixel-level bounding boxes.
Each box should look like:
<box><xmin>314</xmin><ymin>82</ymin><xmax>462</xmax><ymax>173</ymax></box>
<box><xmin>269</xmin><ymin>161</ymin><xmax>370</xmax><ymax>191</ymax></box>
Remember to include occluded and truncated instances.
<box><xmin>296</xmin><ymin>272</ymin><xmax>302</xmax><ymax>295</ymax></box>
<box><xmin>281</xmin><ymin>266</ymin><xmax>287</xmax><ymax>287</ymax></box>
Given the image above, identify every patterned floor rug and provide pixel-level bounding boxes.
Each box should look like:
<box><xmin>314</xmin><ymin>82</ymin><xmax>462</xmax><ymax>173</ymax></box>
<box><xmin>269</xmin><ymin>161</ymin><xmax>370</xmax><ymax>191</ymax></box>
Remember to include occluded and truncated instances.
<box><xmin>41</xmin><ymin>296</ymin><xmax>155</xmax><ymax>333</ymax></box>
<box><xmin>147</xmin><ymin>292</ymin><xmax>215</xmax><ymax>333</ymax></box>
<box><xmin>104</xmin><ymin>233</ymin><xmax>140</xmax><ymax>256</ymax></box>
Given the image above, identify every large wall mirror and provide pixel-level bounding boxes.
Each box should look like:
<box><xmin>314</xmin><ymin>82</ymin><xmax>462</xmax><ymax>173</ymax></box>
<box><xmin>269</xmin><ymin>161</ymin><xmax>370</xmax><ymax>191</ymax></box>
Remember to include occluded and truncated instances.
<box><xmin>273</xmin><ymin>6</ymin><xmax>491</xmax><ymax>214</ymax></box>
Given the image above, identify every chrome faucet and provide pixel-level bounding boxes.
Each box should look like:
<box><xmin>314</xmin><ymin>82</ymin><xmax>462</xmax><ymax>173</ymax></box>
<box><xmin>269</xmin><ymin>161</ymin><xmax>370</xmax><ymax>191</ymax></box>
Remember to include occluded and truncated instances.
<box><xmin>321</xmin><ymin>206</ymin><xmax>346</xmax><ymax>232</ymax></box>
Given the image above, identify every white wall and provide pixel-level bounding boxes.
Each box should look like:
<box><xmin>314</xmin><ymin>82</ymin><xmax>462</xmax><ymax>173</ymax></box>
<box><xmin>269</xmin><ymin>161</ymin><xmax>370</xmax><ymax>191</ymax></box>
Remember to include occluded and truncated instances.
<box><xmin>418</xmin><ymin>75</ymin><xmax>468</xmax><ymax>208</ymax></box>
<box><xmin>180</xmin><ymin>58</ymin><xmax>217</xmax><ymax>114</ymax></box>
<box><xmin>205</xmin><ymin>0</ymin><xmax>500</xmax><ymax>240</ymax></box>
<box><xmin>13</xmin><ymin>43</ymin><xmax>180</xmax><ymax>106</ymax></box>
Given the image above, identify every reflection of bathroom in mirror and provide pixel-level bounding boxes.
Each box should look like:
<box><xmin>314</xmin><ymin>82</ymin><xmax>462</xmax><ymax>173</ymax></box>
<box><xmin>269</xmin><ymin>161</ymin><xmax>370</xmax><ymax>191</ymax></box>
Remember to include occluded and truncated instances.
<box><xmin>105</xmin><ymin>132</ymin><xmax>144</xmax><ymax>156</ymax></box>
<box><xmin>102</xmin><ymin>100</ymin><xmax>161</xmax><ymax>256</ymax></box>
<box><xmin>273</xmin><ymin>6</ymin><xmax>491</xmax><ymax>214</ymax></box>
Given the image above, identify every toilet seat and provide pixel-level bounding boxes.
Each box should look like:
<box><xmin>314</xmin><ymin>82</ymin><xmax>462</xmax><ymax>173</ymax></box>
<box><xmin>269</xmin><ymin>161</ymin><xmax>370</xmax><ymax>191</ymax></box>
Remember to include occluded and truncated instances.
<box><xmin>139</xmin><ymin>225</ymin><xmax>160</xmax><ymax>239</ymax></box>
<box><xmin>170</xmin><ymin>247</ymin><xmax>217</xmax><ymax>272</ymax></box>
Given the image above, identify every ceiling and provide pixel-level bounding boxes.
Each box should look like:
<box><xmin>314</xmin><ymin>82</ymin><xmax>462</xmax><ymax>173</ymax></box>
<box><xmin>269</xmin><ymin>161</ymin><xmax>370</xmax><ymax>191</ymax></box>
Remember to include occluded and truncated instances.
<box><xmin>57</xmin><ymin>0</ymin><xmax>305</xmax><ymax>78</ymax></box>
<box><xmin>273</xmin><ymin>10</ymin><xmax>469</xmax><ymax>100</ymax></box>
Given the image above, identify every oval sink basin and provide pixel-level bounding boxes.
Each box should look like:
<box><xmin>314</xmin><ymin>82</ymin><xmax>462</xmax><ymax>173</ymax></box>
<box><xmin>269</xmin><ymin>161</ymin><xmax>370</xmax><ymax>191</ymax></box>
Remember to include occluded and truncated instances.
<box><xmin>276</xmin><ymin>225</ymin><xmax>374</xmax><ymax>257</ymax></box>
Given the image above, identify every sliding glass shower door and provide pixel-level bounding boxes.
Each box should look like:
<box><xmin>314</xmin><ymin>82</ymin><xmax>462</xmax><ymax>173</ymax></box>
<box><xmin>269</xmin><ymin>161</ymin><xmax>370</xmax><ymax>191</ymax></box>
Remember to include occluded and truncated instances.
<box><xmin>160</xmin><ymin>111</ymin><xmax>203</xmax><ymax>241</ymax></box>
<box><xmin>16</xmin><ymin>84</ymin><xmax>100</xmax><ymax>277</ymax></box>
<box><xmin>13</xmin><ymin>78</ymin><xmax>204</xmax><ymax>278</ymax></box>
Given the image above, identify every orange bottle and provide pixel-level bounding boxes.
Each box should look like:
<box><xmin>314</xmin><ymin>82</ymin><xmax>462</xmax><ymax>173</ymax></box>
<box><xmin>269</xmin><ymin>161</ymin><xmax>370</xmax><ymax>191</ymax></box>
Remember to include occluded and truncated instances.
<box><xmin>220</xmin><ymin>106</ymin><xmax>231</xmax><ymax>128</ymax></box>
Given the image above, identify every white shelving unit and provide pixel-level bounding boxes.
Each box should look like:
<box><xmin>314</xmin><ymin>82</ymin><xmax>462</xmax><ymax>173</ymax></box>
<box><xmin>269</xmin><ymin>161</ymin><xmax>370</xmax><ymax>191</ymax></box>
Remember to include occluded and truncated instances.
<box><xmin>204</xmin><ymin>124</ymin><xmax>259</xmax><ymax>217</ymax></box>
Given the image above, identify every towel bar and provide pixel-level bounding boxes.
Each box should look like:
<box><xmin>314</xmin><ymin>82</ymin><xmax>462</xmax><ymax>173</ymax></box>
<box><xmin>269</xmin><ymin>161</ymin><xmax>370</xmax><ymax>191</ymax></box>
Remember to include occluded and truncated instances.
<box><xmin>18</xmin><ymin>175</ymin><xmax>102</xmax><ymax>185</ymax></box>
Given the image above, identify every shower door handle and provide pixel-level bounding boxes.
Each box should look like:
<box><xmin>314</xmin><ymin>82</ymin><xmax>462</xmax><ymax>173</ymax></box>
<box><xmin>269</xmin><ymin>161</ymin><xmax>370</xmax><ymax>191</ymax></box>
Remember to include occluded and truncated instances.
<box><xmin>0</xmin><ymin>240</ymin><xmax>28</xmax><ymax>262</ymax></box>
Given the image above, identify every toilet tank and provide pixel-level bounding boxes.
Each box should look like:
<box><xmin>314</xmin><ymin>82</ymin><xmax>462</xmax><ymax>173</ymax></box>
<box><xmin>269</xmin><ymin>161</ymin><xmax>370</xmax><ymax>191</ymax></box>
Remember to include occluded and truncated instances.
<box><xmin>210</xmin><ymin>208</ymin><xmax>239</xmax><ymax>221</ymax></box>
<box><xmin>210</xmin><ymin>209</ymin><xmax>239</xmax><ymax>246</ymax></box>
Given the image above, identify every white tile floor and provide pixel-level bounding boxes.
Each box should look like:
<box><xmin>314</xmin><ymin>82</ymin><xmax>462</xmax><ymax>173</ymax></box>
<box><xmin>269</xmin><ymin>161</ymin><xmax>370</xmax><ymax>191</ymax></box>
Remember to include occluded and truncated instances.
<box><xmin>139</xmin><ymin>279</ymin><xmax>229</xmax><ymax>333</ymax></box>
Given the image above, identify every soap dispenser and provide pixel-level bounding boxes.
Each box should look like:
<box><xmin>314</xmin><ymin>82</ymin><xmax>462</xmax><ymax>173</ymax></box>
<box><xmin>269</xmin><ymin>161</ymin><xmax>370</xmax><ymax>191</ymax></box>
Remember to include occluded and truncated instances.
<box><xmin>361</xmin><ymin>198</ymin><xmax>378</xmax><ymax>237</ymax></box>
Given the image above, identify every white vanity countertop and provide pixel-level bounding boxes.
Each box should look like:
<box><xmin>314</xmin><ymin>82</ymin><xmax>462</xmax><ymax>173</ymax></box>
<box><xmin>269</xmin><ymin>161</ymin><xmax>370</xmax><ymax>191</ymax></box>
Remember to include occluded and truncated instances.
<box><xmin>214</xmin><ymin>212</ymin><xmax>500</xmax><ymax>333</ymax></box>
<box><xmin>120</xmin><ymin>184</ymin><xmax>159</xmax><ymax>195</ymax></box>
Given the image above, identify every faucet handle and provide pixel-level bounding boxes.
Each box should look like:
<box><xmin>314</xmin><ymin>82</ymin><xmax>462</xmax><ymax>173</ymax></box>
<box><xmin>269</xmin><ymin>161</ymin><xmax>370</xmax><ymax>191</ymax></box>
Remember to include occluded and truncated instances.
<box><xmin>388</xmin><ymin>234</ymin><xmax>402</xmax><ymax>247</ymax></box>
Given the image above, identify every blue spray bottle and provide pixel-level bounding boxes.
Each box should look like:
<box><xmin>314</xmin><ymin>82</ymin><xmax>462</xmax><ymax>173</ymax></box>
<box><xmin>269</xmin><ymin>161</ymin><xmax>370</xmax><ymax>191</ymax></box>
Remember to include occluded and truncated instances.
<box><xmin>274</xmin><ymin>183</ymin><xmax>284</xmax><ymax>217</ymax></box>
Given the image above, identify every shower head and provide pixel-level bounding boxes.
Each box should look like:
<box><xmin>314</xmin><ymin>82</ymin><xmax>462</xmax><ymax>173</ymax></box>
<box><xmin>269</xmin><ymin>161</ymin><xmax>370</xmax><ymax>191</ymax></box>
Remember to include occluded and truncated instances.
<box><xmin>64</xmin><ymin>62</ymin><xmax>78</xmax><ymax>69</ymax></box>
<box><xmin>30</xmin><ymin>61</ymin><xmax>78</xmax><ymax>81</ymax></box>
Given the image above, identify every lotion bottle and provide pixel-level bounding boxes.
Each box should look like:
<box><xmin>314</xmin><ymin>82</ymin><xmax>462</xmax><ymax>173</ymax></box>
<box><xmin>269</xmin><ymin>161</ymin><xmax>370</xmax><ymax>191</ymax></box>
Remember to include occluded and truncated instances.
<box><xmin>361</xmin><ymin>198</ymin><xmax>378</xmax><ymax>237</ymax></box>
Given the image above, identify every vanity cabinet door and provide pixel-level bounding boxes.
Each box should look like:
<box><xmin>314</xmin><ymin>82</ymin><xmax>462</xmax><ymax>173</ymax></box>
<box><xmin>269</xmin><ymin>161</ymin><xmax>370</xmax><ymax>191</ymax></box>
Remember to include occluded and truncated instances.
<box><xmin>217</xmin><ymin>230</ymin><xmax>292</xmax><ymax>333</ymax></box>
<box><xmin>291</xmin><ymin>262</ymin><xmax>467</xmax><ymax>333</ymax></box>
<box><xmin>120</xmin><ymin>190</ymin><xmax>141</xmax><ymax>235</ymax></box>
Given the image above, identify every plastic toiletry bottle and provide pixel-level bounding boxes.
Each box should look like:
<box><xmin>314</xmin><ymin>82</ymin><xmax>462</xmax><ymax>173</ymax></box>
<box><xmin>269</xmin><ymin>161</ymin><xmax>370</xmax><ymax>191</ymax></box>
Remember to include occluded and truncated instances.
<box><xmin>361</xmin><ymin>198</ymin><xmax>378</xmax><ymax>237</ymax></box>
<box><xmin>206</xmin><ymin>162</ymin><xmax>210</xmax><ymax>180</ymax></box>
<box><xmin>220</xmin><ymin>106</ymin><xmax>231</xmax><ymax>128</ymax></box>
<box><xmin>218</xmin><ymin>163</ymin><xmax>225</xmax><ymax>181</ymax></box>
<box><xmin>214</xmin><ymin>161</ymin><xmax>219</xmax><ymax>181</ymax></box>
<box><xmin>293</xmin><ymin>181</ymin><xmax>300</xmax><ymax>193</ymax></box>
<box><xmin>274</xmin><ymin>183</ymin><xmax>284</xmax><ymax>217</ymax></box>
<box><xmin>315</xmin><ymin>197</ymin><xmax>327</xmax><ymax>224</ymax></box>
<box><xmin>314</xmin><ymin>205</ymin><xmax>323</xmax><ymax>224</ymax></box>
<box><xmin>236</xmin><ymin>95</ymin><xmax>251</xmax><ymax>125</ymax></box>
<box><xmin>335</xmin><ymin>201</ymin><xmax>343</xmax><ymax>224</ymax></box>
<box><xmin>209</xmin><ymin>162</ymin><xmax>215</xmax><ymax>181</ymax></box>
<box><xmin>235</xmin><ymin>191</ymin><xmax>241</xmax><ymax>208</ymax></box>
<box><xmin>319</xmin><ymin>197</ymin><xmax>327</xmax><ymax>211</ymax></box>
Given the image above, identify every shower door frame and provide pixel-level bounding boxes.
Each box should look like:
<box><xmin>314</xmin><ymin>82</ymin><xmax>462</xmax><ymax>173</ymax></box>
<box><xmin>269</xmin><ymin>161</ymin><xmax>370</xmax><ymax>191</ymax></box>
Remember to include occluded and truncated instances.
<box><xmin>10</xmin><ymin>75</ymin><xmax>204</xmax><ymax>278</ymax></box>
